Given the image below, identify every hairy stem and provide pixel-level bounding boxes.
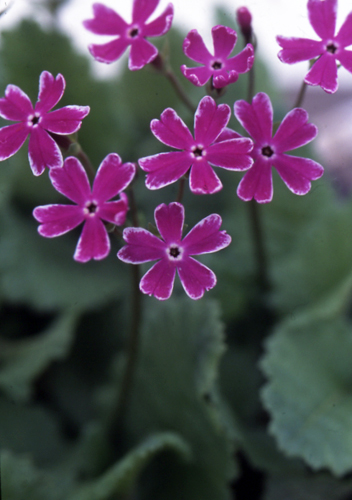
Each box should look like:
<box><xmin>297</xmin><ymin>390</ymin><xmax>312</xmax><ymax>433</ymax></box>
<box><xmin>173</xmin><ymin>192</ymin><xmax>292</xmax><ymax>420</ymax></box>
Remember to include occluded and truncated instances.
<box><xmin>294</xmin><ymin>79</ymin><xmax>308</xmax><ymax>108</ymax></box>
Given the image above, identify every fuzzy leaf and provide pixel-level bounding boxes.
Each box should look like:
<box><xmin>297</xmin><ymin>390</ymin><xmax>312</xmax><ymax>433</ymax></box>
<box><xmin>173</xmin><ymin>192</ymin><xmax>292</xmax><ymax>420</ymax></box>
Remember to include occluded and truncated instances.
<box><xmin>122</xmin><ymin>297</ymin><xmax>237</xmax><ymax>499</ymax></box>
<box><xmin>261</xmin><ymin>307</ymin><xmax>352</xmax><ymax>476</ymax></box>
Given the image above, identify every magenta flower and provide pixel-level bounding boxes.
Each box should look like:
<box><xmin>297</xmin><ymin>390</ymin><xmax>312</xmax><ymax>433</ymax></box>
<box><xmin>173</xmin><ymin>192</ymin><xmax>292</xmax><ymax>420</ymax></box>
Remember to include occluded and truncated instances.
<box><xmin>117</xmin><ymin>202</ymin><xmax>231</xmax><ymax>300</ymax></box>
<box><xmin>277</xmin><ymin>0</ymin><xmax>352</xmax><ymax>93</ymax></box>
<box><xmin>83</xmin><ymin>1</ymin><xmax>174</xmax><ymax>70</ymax></box>
<box><xmin>180</xmin><ymin>25</ymin><xmax>254</xmax><ymax>89</ymax></box>
<box><xmin>234</xmin><ymin>92</ymin><xmax>324</xmax><ymax>203</ymax></box>
<box><xmin>0</xmin><ymin>71</ymin><xmax>90</xmax><ymax>176</ymax></box>
<box><xmin>33</xmin><ymin>154</ymin><xmax>136</xmax><ymax>262</ymax></box>
<box><xmin>139</xmin><ymin>96</ymin><xmax>253</xmax><ymax>195</ymax></box>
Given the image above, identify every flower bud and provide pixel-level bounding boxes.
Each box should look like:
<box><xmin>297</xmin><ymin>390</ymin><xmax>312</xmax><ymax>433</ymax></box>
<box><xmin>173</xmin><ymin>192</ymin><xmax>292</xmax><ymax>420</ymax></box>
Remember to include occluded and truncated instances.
<box><xmin>236</xmin><ymin>6</ymin><xmax>253</xmax><ymax>44</ymax></box>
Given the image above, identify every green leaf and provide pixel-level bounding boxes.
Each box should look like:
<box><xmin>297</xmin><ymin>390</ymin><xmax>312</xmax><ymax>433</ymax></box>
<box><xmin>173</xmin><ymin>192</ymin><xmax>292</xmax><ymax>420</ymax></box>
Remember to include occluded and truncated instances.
<box><xmin>68</xmin><ymin>432</ymin><xmax>191</xmax><ymax>500</ymax></box>
<box><xmin>264</xmin><ymin>471</ymin><xmax>352</xmax><ymax>500</ymax></box>
<box><xmin>0</xmin><ymin>208</ymin><xmax>127</xmax><ymax>311</ymax></box>
<box><xmin>0</xmin><ymin>397</ymin><xmax>67</xmax><ymax>466</ymax></box>
<box><xmin>0</xmin><ymin>311</ymin><xmax>78</xmax><ymax>402</ymax></box>
<box><xmin>261</xmin><ymin>307</ymin><xmax>352</xmax><ymax>476</ymax></box>
<box><xmin>121</xmin><ymin>297</ymin><xmax>237</xmax><ymax>500</ymax></box>
<box><xmin>1</xmin><ymin>450</ymin><xmax>73</xmax><ymax>500</ymax></box>
<box><xmin>270</xmin><ymin>186</ymin><xmax>352</xmax><ymax>313</ymax></box>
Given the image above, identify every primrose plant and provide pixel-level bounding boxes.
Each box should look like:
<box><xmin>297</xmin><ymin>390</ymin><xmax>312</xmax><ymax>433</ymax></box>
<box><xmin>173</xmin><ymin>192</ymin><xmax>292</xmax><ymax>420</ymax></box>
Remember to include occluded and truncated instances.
<box><xmin>2</xmin><ymin>0</ymin><xmax>352</xmax><ymax>493</ymax></box>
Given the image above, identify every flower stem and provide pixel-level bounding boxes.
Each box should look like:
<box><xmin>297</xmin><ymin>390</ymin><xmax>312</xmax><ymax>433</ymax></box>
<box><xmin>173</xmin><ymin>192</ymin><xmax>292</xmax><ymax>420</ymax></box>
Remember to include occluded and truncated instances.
<box><xmin>294</xmin><ymin>79</ymin><xmax>308</xmax><ymax>108</ymax></box>
<box><xmin>242</xmin><ymin>33</ymin><xmax>270</xmax><ymax>292</ymax></box>
<box><xmin>164</xmin><ymin>66</ymin><xmax>197</xmax><ymax>114</ymax></box>
<box><xmin>248</xmin><ymin>199</ymin><xmax>270</xmax><ymax>293</ymax></box>
<box><xmin>109</xmin><ymin>183</ymin><xmax>142</xmax><ymax>443</ymax></box>
<box><xmin>111</xmin><ymin>264</ymin><xmax>142</xmax><ymax>433</ymax></box>
<box><xmin>176</xmin><ymin>177</ymin><xmax>186</xmax><ymax>203</ymax></box>
<box><xmin>150</xmin><ymin>55</ymin><xmax>196</xmax><ymax>114</ymax></box>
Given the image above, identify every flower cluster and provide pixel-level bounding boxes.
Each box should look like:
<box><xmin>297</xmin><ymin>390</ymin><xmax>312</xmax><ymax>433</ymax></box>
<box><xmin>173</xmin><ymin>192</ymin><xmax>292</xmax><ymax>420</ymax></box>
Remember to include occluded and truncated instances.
<box><xmin>0</xmin><ymin>0</ymin><xmax>337</xmax><ymax>300</ymax></box>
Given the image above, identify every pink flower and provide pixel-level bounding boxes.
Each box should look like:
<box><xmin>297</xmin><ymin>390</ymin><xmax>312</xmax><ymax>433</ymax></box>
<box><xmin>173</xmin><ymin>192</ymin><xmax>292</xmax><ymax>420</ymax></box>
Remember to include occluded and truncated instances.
<box><xmin>139</xmin><ymin>96</ymin><xmax>253</xmax><ymax>195</ymax></box>
<box><xmin>33</xmin><ymin>154</ymin><xmax>136</xmax><ymax>262</ymax></box>
<box><xmin>83</xmin><ymin>1</ymin><xmax>174</xmax><ymax>70</ymax></box>
<box><xmin>117</xmin><ymin>202</ymin><xmax>231</xmax><ymax>300</ymax></box>
<box><xmin>180</xmin><ymin>25</ymin><xmax>254</xmax><ymax>89</ymax></box>
<box><xmin>0</xmin><ymin>71</ymin><xmax>90</xmax><ymax>176</ymax></box>
<box><xmin>277</xmin><ymin>0</ymin><xmax>352</xmax><ymax>93</ymax></box>
<box><xmin>234</xmin><ymin>92</ymin><xmax>324</xmax><ymax>203</ymax></box>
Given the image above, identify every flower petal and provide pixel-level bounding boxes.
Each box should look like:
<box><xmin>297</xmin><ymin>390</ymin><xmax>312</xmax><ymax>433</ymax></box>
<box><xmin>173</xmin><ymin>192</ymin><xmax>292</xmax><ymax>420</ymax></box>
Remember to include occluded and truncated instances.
<box><xmin>177</xmin><ymin>257</ymin><xmax>216</xmax><ymax>299</ymax></box>
<box><xmin>237</xmin><ymin>157</ymin><xmax>273</xmax><ymax>203</ymax></box>
<box><xmin>0</xmin><ymin>123</ymin><xmax>29</xmax><ymax>161</ymax></box>
<box><xmin>308</xmin><ymin>0</ymin><xmax>337</xmax><ymax>40</ymax></box>
<box><xmin>276</xmin><ymin>36</ymin><xmax>324</xmax><ymax>63</ymax></box>
<box><xmin>194</xmin><ymin>96</ymin><xmax>231</xmax><ymax>145</ymax></box>
<box><xmin>140</xmin><ymin>259</ymin><xmax>176</xmax><ymax>300</ymax></box>
<box><xmin>74</xmin><ymin>217</ymin><xmax>110</xmax><ymax>262</ymax></box>
<box><xmin>0</xmin><ymin>84</ymin><xmax>33</xmax><ymax>121</ymax></box>
<box><xmin>336</xmin><ymin>12</ymin><xmax>352</xmax><ymax>48</ymax></box>
<box><xmin>83</xmin><ymin>3</ymin><xmax>128</xmax><ymax>35</ymax></box>
<box><xmin>35</xmin><ymin>72</ymin><xmax>65</xmax><ymax>114</ymax></box>
<box><xmin>143</xmin><ymin>3</ymin><xmax>173</xmax><ymax>37</ymax></box>
<box><xmin>129</xmin><ymin>37</ymin><xmax>158</xmax><ymax>70</ymax></box>
<box><xmin>212</xmin><ymin>25</ymin><xmax>237</xmax><ymax>59</ymax></box>
<box><xmin>33</xmin><ymin>204</ymin><xmax>84</xmax><ymax>237</ymax></box>
<box><xmin>189</xmin><ymin>159</ymin><xmax>222</xmax><ymax>194</ymax></box>
<box><xmin>338</xmin><ymin>49</ymin><xmax>352</xmax><ymax>74</ymax></box>
<box><xmin>215</xmin><ymin>128</ymin><xmax>242</xmax><ymax>142</ymax></box>
<box><xmin>180</xmin><ymin>64</ymin><xmax>212</xmax><ymax>87</ymax></box>
<box><xmin>273</xmin><ymin>108</ymin><xmax>317</xmax><ymax>152</ymax></box>
<box><xmin>234</xmin><ymin>92</ymin><xmax>273</xmax><ymax>143</ymax></box>
<box><xmin>118</xmin><ymin>227</ymin><xmax>165</xmax><ymax>263</ymax></box>
<box><xmin>225</xmin><ymin>43</ymin><xmax>254</xmax><ymax>73</ymax></box>
<box><xmin>183</xmin><ymin>29</ymin><xmax>212</xmax><ymax>64</ymax></box>
<box><xmin>151</xmin><ymin>108</ymin><xmax>194</xmax><ymax>149</ymax></box>
<box><xmin>88</xmin><ymin>38</ymin><xmax>130</xmax><ymax>64</ymax></box>
<box><xmin>182</xmin><ymin>213</ymin><xmax>231</xmax><ymax>255</ymax></box>
<box><xmin>98</xmin><ymin>195</ymin><xmax>129</xmax><ymax>225</ymax></box>
<box><xmin>132</xmin><ymin>0</ymin><xmax>159</xmax><ymax>24</ymax></box>
<box><xmin>274</xmin><ymin>154</ymin><xmax>324</xmax><ymax>195</ymax></box>
<box><xmin>49</xmin><ymin>157</ymin><xmax>91</xmax><ymax>204</ymax></box>
<box><xmin>92</xmin><ymin>153</ymin><xmax>136</xmax><ymax>202</ymax></box>
<box><xmin>140</xmin><ymin>151</ymin><xmax>192</xmax><ymax>189</ymax></box>
<box><xmin>212</xmin><ymin>69</ymin><xmax>239</xmax><ymax>89</ymax></box>
<box><xmin>304</xmin><ymin>53</ymin><xmax>338</xmax><ymax>93</ymax></box>
<box><xmin>28</xmin><ymin>127</ymin><xmax>63</xmax><ymax>176</ymax></box>
<box><xmin>206</xmin><ymin>138</ymin><xmax>253</xmax><ymax>170</ymax></box>
<box><xmin>40</xmin><ymin>105</ymin><xmax>90</xmax><ymax>134</ymax></box>
<box><xmin>154</xmin><ymin>202</ymin><xmax>184</xmax><ymax>243</ymax></box>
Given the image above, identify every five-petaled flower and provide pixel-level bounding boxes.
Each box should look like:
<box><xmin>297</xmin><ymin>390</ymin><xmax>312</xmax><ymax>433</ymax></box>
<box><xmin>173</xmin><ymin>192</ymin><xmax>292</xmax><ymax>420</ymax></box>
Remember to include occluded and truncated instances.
<box><xmin>33</xmin><ymin>154</ymin><xmax>136</xmax><ymax>262</ymax></box>
<box><xmin>234</xmin><ymin>92</ymin><xmax>324</xmax><ymax>203</ymax></box>
<box><xmin>277</xmin><ymin>0</ymin><xmax>352</xmax><ymax>93</ymax></box>
<box><xmin>181</xmin><ymin>25</ymin><xmax>254</xmax><ymax>89</ymax></box>
<box><xmin>83</xmin><ymin>0</ymin><xmax>174</xmax><ymax>70</ymax></box>
<box><xmin>117</xmin><ymin>202</ymin><xmax>231</xmax><ymax>300</ymax></box>
<box><xmin>139</xmin><ymin>95</ymin><xmax>253</xmax><ymax>194</ymax></box>
<box><xmin>0</xmin><ymin>71</ymin><xmax>90</xmax><ymax>176</ymax></box>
